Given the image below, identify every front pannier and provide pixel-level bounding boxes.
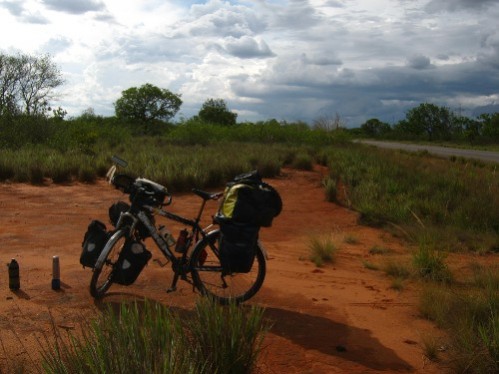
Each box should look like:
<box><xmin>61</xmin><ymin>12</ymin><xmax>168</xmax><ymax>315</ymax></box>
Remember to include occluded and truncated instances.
<box><xmin>112</xmin><ymin>240</ymin><xmax>152</xmax><ymax>285</ymax></box>
<box><xmin>80</xmin><ymin>220</ymin><xmax>109</xmax><ymax>268</ymax></box>
<box><xmin>219</xmin><ymin>222</ymin><xmax>259</xmax><ymax>274</ymax></box>
<box><xmin>109</xmin><ymin>201</ymin><xmax>131</xmax><ymax>227</ymax></box>
<box><xmin>108</xmin><ymin>201</ymin><xmax>152</xmax><ymax>239</ymax></box>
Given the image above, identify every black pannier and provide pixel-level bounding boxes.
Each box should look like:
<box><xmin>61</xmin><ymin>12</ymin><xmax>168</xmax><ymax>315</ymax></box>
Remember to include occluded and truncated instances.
<box><xmin>108</xmin><ymin>201</ymin><xmax>152</xmax><ymax>239</ymax></box>
<box><xmin>112</xmin><ymin>240</ymin><xmax>152</xmax><ymax>285</ymax></box>
<box><xmin>219</xmin><ymin>221</ymin><xmax>259</xmax><ymax>274</ymax></box>
<box><xmin>80</xmin><ymin>220</ymin><xmax>109</xmax><ymax>268</ymax></box>
<box><xmin>109</xmin><ymin>201</ymin><xmax>131</xmax><ymax>227</ymax></box>
<box><xmin>218</xmin><ymin>170</ymin><xmax>282</xmax><ymax>227</ymax></box>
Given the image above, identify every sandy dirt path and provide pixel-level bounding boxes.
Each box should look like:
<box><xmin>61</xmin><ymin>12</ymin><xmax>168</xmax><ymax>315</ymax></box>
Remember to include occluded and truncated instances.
<box><xmin>0</xmin><ymin>167</ymin><xmax>444</xmax><ymax>373</ymax></box>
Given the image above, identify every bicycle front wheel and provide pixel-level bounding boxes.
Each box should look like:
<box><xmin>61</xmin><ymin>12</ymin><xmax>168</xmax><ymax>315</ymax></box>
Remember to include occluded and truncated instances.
<box><xmin>90</xmin><ymin>229</ymin><xmax>127</xmax><ymax>299</ymax></box>
<box><xmin>190</xmin><ymin>229</ymin><xmax>266</xmax><ymax>305</ymax></box>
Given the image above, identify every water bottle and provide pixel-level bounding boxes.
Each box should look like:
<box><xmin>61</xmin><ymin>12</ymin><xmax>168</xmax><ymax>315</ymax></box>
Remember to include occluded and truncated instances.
<box><xmin>175</xmin><ymin>229</ymin><xmax>188</xmax><ymax>253</ymax></box>
<box><xmin>8</xmin><ymin>258</ymin><xmax>20</xmax><ymax>291</ymax></box>
<box><xmin>159</xmin><ymin>225</ymin><xmax>176</xmax><ymax>247</ymax></box>
<box><xmin>52</xmin><ymin>256</ymin><xmax>60</xmax><ymax>290</ymax></box>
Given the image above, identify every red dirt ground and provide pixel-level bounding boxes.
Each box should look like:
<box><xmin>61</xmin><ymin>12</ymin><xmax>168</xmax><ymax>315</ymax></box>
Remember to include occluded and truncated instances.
<box><xmin>0</xmin><ymin>167</ymin><xmax>449</xmax><ymax>373</ymax></box>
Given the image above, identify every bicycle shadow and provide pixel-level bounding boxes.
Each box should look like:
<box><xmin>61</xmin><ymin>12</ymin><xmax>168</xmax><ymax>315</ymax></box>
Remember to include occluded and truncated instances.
<box><xmin>92</xmin><ymin>291</ymin><xmax>193</xmax><ymax>316</ymax></box>
<box><xmin>263</xmin><ymin>306</ymin><xmax>412</xmax><ymax>372</ymax></box>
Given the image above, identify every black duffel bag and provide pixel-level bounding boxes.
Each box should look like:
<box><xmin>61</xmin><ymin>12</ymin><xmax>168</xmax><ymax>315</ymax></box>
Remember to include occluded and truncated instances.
<box><xmin>112</xmin><ymin>240</ymin><xmax>152</xmax><ymax>285</ymax></box>
<box><xmin>219</xmin><ymin>221</ymin><xmax>259</xmax><ymax>274</ymax></box>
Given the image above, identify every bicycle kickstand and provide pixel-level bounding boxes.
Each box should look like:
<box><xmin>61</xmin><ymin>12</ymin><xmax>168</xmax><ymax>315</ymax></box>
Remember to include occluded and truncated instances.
<box><xmin>167</xmin><ymin>274</ymin><xmax>179</xmax><ymax>293</ymax></box>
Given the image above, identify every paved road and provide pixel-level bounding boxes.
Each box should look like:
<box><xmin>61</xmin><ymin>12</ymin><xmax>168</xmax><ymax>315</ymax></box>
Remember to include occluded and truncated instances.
<box><xmin>358</xmin><ymin>140</ymin><xmax>499</xmax><ymax>164</ymax></box>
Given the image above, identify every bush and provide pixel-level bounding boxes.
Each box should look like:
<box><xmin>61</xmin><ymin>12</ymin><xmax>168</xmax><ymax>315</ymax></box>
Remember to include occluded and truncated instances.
<box><xmin>309</xmin><ymin>234</ymin><xmax>339</xmax><ymax>267</ymax></box>
<box><xmin>291</xmin><ymin>153</ymin><xmax>314</xmax><ymax>170</ymax></box>
<box><xmin>419</xmin><ymin>265</ymin><xmax>499</xmax><ymax>373</ymax></box>
<box><xmin>413</xmin><ymin>245</ymin><xmax>453</xmax><ymax>283</ymax></box>
<box><xmin>40</xmin><ymin>298</ymin><xmax>269</xmax><ymax>374</ymax></box>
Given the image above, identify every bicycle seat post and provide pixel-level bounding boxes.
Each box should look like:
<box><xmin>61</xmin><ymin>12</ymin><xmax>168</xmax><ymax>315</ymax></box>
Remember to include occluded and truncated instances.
<box><xmin>195</xmin><ymin>199</ymin><xmax>207</xmax><ymax>224</ymax></box>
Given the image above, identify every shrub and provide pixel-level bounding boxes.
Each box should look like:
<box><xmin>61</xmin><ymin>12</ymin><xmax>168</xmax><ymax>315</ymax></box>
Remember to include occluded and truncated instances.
<box><xmin>309</xmin><ymin>234</ymin><xmax>339</xmax><ymax>267</ymax></box>
<box><xmin>40</xmin><ymin>298</ymin><xmax>269</xmax><ymax>373</ymax></box>
<box><xmin>291</xmin><ymin>153</ymin><xmax>313</xmax><ymax>171</ymax></box>
<box><xmin>418</xmin><ymin>265</ymin><xmax>499</xmax><ymax>373</ymax></box>
<box><xmin>413</xmin><ymin>245</ymin><xmax>452</xmax><ymax>283</ymax></box>
<box><xmin>190</xmin><ymin>298</ymin><xmax>269</xmax><ymax>373</ymax></box>
<box><xmin>383</xmin><ymin>261</ymin><xmax>411</xmax><ymax>279</ymax></box>
<box><xmin>323</xmin><ymin>177</ymin><xmax>337</xmax><ymax>202</ymax></box>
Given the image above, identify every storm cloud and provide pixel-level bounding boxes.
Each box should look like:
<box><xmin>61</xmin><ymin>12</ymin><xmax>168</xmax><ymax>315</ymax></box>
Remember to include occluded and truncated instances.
<box><xmin>1</xmin><ymin>0</ymin><xmax>498</xmax><ymax>126</ymax></box>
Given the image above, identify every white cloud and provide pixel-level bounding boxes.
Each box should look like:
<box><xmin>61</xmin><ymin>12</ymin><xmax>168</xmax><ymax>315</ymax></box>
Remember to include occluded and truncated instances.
<box><xmin>1</xmin><ymin>0</ymin><xmax>499</xmax><ymax>125</ymax></box>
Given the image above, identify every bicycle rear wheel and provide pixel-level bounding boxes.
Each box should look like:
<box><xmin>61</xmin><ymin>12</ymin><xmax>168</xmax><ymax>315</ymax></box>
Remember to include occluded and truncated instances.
<box><xmin>90</xmin><ymin>229</ymin><xmax>126</xmax><ymax>299</ymax></box>
<box><xmin>190</xmin><ymin>229</ymin><xmax>266</xmax><ymax>305</ymax></box>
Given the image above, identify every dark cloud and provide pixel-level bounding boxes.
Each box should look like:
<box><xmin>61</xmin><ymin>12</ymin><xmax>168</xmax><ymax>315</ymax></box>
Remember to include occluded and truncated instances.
<box><xmin>41</xmin><ymin>0</ymin><xmax>105</xmax><ymax>14</ymax></box>
<box><xmin>478</xmin><ymin>31</ymin><xmax>499</xmax><ymax>68</ymax></box>
<box><xmin>406</xmin><ymin>54</ymin><xmax>432</xmax><ymax>69</ymax></box>
<box><xmin>224</xmin><ymin>36</ymin><xmax>275</xmax><ymax>59</ymax></box>
<box><xmin>271</xmin><ymin>0</ymin><xmax>322</xmax><ymax>29</ymax></box>
<box><xmin>324</xmin><ymin>0</ymin><xmax>345</xmax><ymax>8</ymax></box>
<box><xmin>230</xmin><ymin>54</ymin><xmax>499</xmax><ymax>125</ymax></box>
<box><xmin>425</xmin><ymin>0</ymin><xmax>497</xmax><ymax>13</ymax></box>
<box><xmin>301</xmin><ymin>53</ymin><xmax>342</xmax><ymax>66</ymax></box>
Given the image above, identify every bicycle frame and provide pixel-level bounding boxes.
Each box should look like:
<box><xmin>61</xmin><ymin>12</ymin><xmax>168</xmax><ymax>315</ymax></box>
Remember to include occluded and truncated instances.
<box><xmin>111</xmin><ymin>198</ymin><xmax>218</xmax><ymax>292</ymax></box>
<box><xmin>90</xmin><ymin>156</ymin><xmax>269</xmax><ymax>303</ymax></box>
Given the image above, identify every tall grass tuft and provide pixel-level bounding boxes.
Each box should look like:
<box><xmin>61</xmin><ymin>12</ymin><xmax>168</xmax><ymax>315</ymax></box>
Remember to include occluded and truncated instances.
<box><xmin>291</xmin><ymin>153</ymin><xmax>314</xmax><ymax>171</ymax></box>
<box><xmin>413</xmin><ymin>244</ymin><xmax>453</xmax><ymax>283</ymax></box>
<box><xmin>190</xmin><ymin>297</ymin><xmax>270</xmax><ymax>374</ymax></box>
<box><xmin>308</xmin><ymin>234</ymin><xmax>339</xmax><ymax>267</ymax></box>
<box><xmin>39</xmin><ymin>298</ymin><xmax>269</xmax><ymax>374</ymax></box>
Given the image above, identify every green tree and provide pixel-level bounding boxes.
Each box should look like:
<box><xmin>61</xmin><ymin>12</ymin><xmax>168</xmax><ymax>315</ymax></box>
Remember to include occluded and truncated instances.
<box><xmin>360</xmin><ymin>118</ymin><xmax>391</xmax><ymax>137</ymax></box>
<box><xmin>198</xmin><ymin>98</ymin><xmax>237</xmax><ymax>126</ymax></box>
<box><xmin>405</xmin><ymin>103</ymin><xmax>455</xmax><ymax>141</ymax></box>
<box><xmin>114</xmin><ymin>83</ymin><xmax>182</xmax><ymax>123</ymax></box>
<box><xmin>480</xmin><ymin>112</ymin><xmax>499</xmax><ymax>141</ymax></box>
<box><xmin>0</xmin><ymin>52</ymin><xmax>64</xmax><ymax>116</ymax></box>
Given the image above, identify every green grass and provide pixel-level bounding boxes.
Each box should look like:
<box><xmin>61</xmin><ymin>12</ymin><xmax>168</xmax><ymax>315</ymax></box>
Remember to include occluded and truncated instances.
<box><xmin>412</xmin><ymin>245</ymin><xmax>453</xmax><ymax>283</ymax></box>
<box><xmin>362</xmin><ymin>260</ymin><xmax>380</xmax><ymax>271</ymax></box>
<box><xmin>326</xmin><ymin>144</ymin><xmax>499</xmax><ymax>252</ymax></box>
<box><xmin>383</xmin><ymin>261</ymin><xmax>411</xmax><ymax>279</ymax></box>
<box><xmin>308</xmin><ymin>234</ymin><xmax>339</xmax><ymax>267</ymax></box>
<box><xmin>390</xmin><ymin>277</ymin><xmax>405</xmax><ymax>291</ymax></box>
<box><xmin>418</xmin><ymin>264</ymin><xmax>499</xmax><ymax>373</ymax></box>
<box><xmin>420</xmin><ymin>334</ymin><xmax>441</xmax><ymax>362</ymax></box>
<box><xmin>344</xmin><ymin>234</ymin><xmax>359</xmax><ymax>245</ymax></box>
<box><xmin>291</xmin><ymin>152</ymin><xmax>314</xmax><ymax>171</ymax></box>
<box><xmin>39</xmin><ymin>298</ymin><xmax>269</xmax><ymax>374</ymax></box>
<box><xmin>369</xmin><ymin>245</ymin><xmax>392</xmax><ymax>255</ymax></box>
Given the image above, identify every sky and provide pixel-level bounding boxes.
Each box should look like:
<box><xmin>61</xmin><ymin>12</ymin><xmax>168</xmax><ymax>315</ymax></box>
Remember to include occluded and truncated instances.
<box><xmin>1</xmin><ymin>0</ymin><xmax>499</xmax><ymax>127</ymax></box>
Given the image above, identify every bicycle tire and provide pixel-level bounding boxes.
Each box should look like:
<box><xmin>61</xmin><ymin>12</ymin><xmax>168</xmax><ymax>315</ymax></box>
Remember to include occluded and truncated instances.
<box><xmin>190</xmin><ymin>229</ymin><xmax>266</xmax><ymax>305</ymax></box>
<box><xmin>90</xmin><ymin>229</ymin><xmax>127</xmax><ymax>299</ymax></box>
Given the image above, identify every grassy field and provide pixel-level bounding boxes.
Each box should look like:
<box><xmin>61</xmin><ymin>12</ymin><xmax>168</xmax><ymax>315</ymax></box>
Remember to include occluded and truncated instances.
<box><xmin>34</xmin><ymin>298</ymin><xmax>268</xmax><ymax>374</ymax></box>
<box><xmin>1</xmin><ymin>117</ymin><xmax>498</xmax><ymax>373</ymax></box>
<box><xmin>319</xmin><ymin>143</ymin><xmax>498</xmax><ymax>373</ymax></box>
